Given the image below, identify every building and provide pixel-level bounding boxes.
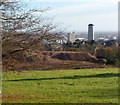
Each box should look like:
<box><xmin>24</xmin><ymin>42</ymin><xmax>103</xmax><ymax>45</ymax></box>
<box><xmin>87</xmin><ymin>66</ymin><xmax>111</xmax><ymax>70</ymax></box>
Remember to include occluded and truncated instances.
<box><xmin>88</xmin><ymin>24</ymin><xmax>94</xmax><ymax>42</ymax></box>
<box><xmin>68</xmin><ymin>32</ymin><xmax>76</xmax><ymax>43</ymax></box>
<box><xmin>76</xmin><ymin>38</ymin><xmax>86</xmax><ymax>41</ymax></box>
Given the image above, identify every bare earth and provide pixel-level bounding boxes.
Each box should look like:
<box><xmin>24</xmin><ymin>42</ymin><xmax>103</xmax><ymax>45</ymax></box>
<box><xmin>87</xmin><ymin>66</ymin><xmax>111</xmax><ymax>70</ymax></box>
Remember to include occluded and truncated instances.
<box><xmin>3</xmin><ymin>50</ymin><xmax>109</xmax><ymax>71</ymax></box>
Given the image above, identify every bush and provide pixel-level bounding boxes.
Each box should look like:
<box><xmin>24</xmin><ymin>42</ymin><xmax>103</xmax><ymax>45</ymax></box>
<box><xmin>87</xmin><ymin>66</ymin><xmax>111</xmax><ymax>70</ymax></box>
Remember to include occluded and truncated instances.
<box><xmin>100</xmin><ymin>58</ymin><xmax>107</xmax><ymax>64</ymax></box>
<box><xmin>66</xmin><ymin>47</ymin><xmax>80</xmax><ymax>51</ymax></box>
<box><xmin>96</xmin><ymin>47</ymin><xmax>118</xmax><ymax>65</ymax></box>
<box><xmin>26</xmin><ymin>56</ymin><xmax>34</xmax><ymax>62</ymax></box>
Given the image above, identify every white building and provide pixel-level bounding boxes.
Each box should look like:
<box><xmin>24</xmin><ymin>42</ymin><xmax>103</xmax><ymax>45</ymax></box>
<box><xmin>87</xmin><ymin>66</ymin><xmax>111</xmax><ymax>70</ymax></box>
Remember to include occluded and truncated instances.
<box><xmin>109</xmin><ymin>36</ymin><xmax>117</xmax><ymax>40</ymax></box>
<box><xmin>76</xmin><ymin>38</ymin><xmax>86</xmax><ymax>41</ymax></box>
<box><xmin>68</xmin><ymin>32</ymin><xmax>76</xmax><ymax>43</ymax></box>
<box><xmin>88</xmin><ymin>24</ymin><xmax>94</xmax><ymax>42</ymax></box>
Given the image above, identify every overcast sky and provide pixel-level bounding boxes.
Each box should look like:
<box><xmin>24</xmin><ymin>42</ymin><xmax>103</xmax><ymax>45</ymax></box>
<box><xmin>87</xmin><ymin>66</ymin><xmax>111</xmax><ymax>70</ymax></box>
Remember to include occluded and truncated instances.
<box><xmin>25</xmin><ymin>0</ymin><xmax>119</xmax><ymax>32</ymax></box>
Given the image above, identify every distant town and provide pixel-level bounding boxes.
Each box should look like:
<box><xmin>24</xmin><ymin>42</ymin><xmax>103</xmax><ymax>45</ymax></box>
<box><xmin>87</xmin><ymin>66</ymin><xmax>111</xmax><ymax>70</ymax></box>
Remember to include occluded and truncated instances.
<box><xmin>42</xmin><ymin>24</ymin><xmax>118</xmax><ymax>51</ymax></box>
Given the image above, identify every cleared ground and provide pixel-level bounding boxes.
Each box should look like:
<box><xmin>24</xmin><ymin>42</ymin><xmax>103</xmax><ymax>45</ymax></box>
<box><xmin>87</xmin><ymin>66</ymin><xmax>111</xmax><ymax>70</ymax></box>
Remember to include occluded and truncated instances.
<box><xmin>2</xmin><ymin>68</ymin><xmax>119</xmax><ymax>103</ymax></box>
<box><xmin>3</xmin><ymin>51</ymin><xmax>108</xmax><ymax>71</ymax></box>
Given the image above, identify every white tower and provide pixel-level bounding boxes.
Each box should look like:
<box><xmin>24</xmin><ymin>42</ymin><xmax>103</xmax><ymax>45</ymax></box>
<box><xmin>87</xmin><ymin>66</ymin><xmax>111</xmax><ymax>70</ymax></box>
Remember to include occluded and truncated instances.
<box><xmin>88</xmin><ymin>24</ymin><xmax>94</xmax><ymax>42</ymax></box>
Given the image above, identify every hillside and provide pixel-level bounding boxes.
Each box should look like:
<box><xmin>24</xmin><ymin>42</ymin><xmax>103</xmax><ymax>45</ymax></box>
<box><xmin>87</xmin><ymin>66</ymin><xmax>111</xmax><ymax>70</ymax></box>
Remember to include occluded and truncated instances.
<box><xmin>3</xmin><ymin>49</ymin><xmax>108</xmax><ymax>71</ymax></box>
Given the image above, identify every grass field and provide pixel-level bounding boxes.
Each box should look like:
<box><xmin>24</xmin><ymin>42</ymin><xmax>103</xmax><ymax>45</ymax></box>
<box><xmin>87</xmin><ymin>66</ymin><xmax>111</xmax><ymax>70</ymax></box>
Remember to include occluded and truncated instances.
<box><xmin>2</xmin><ymin>68</ymin><xmax>119</xmax><ymax>103</ymax></box>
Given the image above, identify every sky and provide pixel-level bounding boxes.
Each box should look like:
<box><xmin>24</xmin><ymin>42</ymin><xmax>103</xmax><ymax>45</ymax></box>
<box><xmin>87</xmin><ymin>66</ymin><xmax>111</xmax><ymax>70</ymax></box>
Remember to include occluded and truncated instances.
<box><xmin>25</xmin><ymin>0</ymin><xmax>119</xmax><ymax>32</ymax></box>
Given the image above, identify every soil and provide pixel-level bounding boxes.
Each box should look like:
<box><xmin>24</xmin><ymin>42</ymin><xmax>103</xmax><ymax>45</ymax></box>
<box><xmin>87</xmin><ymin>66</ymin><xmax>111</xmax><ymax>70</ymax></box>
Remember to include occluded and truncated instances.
<box><xmin>2</xmin><ymin>50</ymin><xmax>108</xmax><ymax>71</ymax></box>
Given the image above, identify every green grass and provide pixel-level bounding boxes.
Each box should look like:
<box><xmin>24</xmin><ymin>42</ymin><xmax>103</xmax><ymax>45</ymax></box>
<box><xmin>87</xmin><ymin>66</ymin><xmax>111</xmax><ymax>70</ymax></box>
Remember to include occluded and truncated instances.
<box><xmin>2</xmin><ymin>68</ymin><xmax>119</xmax><ymax>103</ymax></box>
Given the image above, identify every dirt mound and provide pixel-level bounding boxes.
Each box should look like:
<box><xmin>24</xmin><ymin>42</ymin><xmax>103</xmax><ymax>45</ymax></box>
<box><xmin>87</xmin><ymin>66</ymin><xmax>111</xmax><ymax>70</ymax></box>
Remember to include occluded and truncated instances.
<box><xmin>42</xmin><ymin>51</ymin><xmax>98</xmax><ymax>62</ymax></box>
<box><xmin>3</xmin><ymin>50</ymin><xmax>105</xmax><ymax>71</ymax></box>
<box><xmin>3</xmin><ymin>49</ymin><xmax>53</xmax><ymax>71</ymax></box>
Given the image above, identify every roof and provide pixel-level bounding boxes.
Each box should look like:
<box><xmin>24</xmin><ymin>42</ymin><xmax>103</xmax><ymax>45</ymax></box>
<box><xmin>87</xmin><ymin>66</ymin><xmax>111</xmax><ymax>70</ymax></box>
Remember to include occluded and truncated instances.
<box><xmin>88</xmin><ymin>24</ymin><xmax>94</xmax><ymax>26</ymax></box>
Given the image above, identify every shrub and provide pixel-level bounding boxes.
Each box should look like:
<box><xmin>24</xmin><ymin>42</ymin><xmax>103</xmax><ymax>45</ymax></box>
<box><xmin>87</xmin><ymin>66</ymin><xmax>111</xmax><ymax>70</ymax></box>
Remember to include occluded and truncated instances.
<box><xmin>66</xmin><ymin>47</ymin><xmax>80</xmax><ymax>51</ymax></box>
<box><xmin>96</xmin><ymin>47</ymin><xmax>118</xmax><ymax>65</ymax></box>
<box><xmin>101</xmin><ymin>58</ymin><xmax>107</xmax><ymax>64</ymax></box>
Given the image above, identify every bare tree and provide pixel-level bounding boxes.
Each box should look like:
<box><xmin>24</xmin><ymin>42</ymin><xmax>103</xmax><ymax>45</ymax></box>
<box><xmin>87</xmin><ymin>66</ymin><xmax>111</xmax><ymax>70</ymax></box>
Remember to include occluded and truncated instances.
<box><xmin>1</xmin><ymin>0</ymin><xmax>63</xmax><ymax>56</ymax></box>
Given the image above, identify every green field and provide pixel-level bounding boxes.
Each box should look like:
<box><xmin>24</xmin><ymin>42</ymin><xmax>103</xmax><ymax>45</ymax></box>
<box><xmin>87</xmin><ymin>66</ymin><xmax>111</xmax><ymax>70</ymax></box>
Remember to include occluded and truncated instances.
<box><xmin>2</xmin><ymin>68</ymin><xmax>119</xmax><ymax>103</ymax></box>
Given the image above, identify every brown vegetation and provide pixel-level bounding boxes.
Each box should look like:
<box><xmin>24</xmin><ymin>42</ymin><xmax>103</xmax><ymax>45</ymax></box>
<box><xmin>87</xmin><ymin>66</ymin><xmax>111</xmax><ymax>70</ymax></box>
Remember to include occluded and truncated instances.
<box><xmin>2</xmin><ymin>50</ymin><xmax>107</xmax><ymax>71</ymax></box>
<box><xmin>96</xmin><ymin>47</ymin><xmax>119</xmax><ymax>64</ymax></box>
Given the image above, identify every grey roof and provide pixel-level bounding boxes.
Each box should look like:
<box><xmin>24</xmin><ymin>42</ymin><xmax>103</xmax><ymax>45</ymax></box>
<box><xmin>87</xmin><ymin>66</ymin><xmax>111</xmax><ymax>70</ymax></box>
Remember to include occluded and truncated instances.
<box><xmin>88</xmin><ymin>24</ymin><xmax>94</xmax><ymax>26</ymax></box>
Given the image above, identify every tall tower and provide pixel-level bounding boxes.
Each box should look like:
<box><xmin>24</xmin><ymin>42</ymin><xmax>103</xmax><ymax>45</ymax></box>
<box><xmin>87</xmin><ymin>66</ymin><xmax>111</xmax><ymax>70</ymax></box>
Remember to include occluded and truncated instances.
<box><xmin>88</xmin><ymin>24</ymin><xmax>94</xmax><ymax>42</ymax></box>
